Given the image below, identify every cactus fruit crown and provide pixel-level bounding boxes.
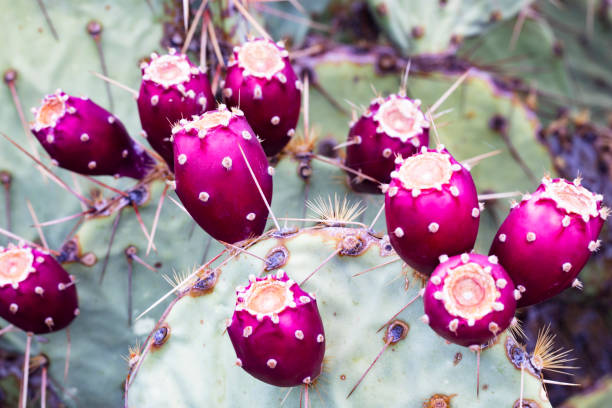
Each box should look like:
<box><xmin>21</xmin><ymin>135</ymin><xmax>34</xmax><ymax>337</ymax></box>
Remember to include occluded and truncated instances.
<box><xmin>236</xmin><ymin>39</ymin><xmax>285</xmax><ymax>79</ymax></box>
<box><xmin>32</xmin><ymin>91</ymin><xmax>66</xmax><ymax>131</ymax></box>
<box><xmin>438</xmin><ymin>261</ymin><xmax>500</xmax><ymax>322</ymax></box>
<box><xmin>541</xmin><ymin>177</ymin><xmax>600</xmax><ymax>220</ymax></box>
<box><xmin>172</xmin><ymin>105</ymin><xmax>236</xmax><ymax>135</ymax></box>
<box><xmin>395</xmin><ymin>148</ymin><xmax>454</xmax><ymax>190</ymax></box>
<box><xmin>236</xmin><ymin>272</ymin><xmax>296</xmax><ymax>318</ymax></box>
<box><xmin>0</xmin><ymin>246</ymin><xmax>35</xmax><ymax>286</ymax></box>
<box><xmin>424</xmin><ymin>253</ymin><xmax>516</xmax><ymax>347</ymax></box>
<box><xmin>373</xmin><ymin>96</ymin><xmax>430</xmax><ymax>143</ymax></box>
<box><xmin>143</xmin><ymin>53</ymin><xmax>193</xmax><ymax>88</ymax></box>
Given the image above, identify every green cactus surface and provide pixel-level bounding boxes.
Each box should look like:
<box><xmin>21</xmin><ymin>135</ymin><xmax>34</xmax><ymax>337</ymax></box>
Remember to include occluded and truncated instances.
<box><xmin>126</xmin><ymin>226</ymin><xmax>552</xmax><ymax>407</ymax></box>
<box><xmin>367</xmin><ymin>0</ymin><xmax>533</xmax><ymax>55</ymax></box>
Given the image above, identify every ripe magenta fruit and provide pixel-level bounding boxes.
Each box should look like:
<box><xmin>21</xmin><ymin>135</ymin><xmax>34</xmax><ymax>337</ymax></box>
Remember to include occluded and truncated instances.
<box><xmin>0</xmin><ymin>243</ymin><xmax>79</xmax><ymax>334</ymax></box>
<box><xmin>30</xmin><ymin>90</ymin><xmax>154</xmax><ymax>179</ymax></box>
<box><xmin>345</xmin><ymin>95</ymin><xmax>430</xmax><ymax>193</ymax></box>
<box><xmin>172</xmin><ymin>105</ymin><xmax>273</xmax><ymax>244</ymax></box>
<box><xmin>385</xmin><ymin>146</ymin><xmax>479</xmax><ymax>275</ymax></box>
<box><xmin>423</xmin><ymin>253</ymin><xmax>517</xmax><ymax>347</ymax></box>
<box><xmin>137</xmin><ymin>51</ymin><xmax>215</xmax><ymax>170</ymax></box>
<box><xmin>489</xmin><ymin>176</ymin><xmax>606</xmax><ymax>306</ymax></box>
<box><xmin>223</xmin><ymin>38</ymin><xmax>301</xmax><ymax>157</ymax></box>
<box><xmin>227</xmin><ymin>270</ymin><xmax>325</xmax><ymax>387</ymax></box>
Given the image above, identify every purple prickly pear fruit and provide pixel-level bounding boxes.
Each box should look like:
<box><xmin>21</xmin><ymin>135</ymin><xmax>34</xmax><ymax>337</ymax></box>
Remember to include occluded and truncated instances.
<box><xmin>223</xmin><ymin>38</ymin><xmax>301</xmax><ymax>157</ymax></box>
<box><xmin>422</xmin><ymin>253</ymin><xmax>517</xmax><ymax>347</ymax></box>
<box><xmin>0</xmin><ymin>243</ymin><xmax>79</xmax><ymax>334</ymax></box>
<box><xmin>172</xmin><ymin>105</ymin><xmax>273</xmax><ymax>244</ymax></box>
<box><xmin>227</xmin><ymin>270</ymin><xmax>325</xmax><ymax>387</ymax></box>
<box><xmin>385</xmin><ymin>146</ymin><xmax>479</xmax><ymax>275</ymax></box>
<box><xmin>137</xmin><ymin>51</ymin><xmax>215</xmax><ymax>170</ymax></box>
<box><xmin>489</xmin><ymin>176</ymin><xmax>606</xmax><ymax>307</ymax></box>
<box><xmin>30</xmin><ymin>90</ymin><xmax>154</xmax><ymax>179</ymax></box>
<box><xmin>345</xmin><ymin>95</ymin><xmax>429</xmax><ymax>194</ymax></box>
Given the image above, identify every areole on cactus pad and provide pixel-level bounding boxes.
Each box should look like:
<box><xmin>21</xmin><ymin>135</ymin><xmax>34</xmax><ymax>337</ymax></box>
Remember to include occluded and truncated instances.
<box><xmin>137</xmin><ymin>50</ymin><xmax>215</xmax><ymax>170</ymax></box>
<box><xmin>345</xmin><ymin>94</ymin><xmax>430</xmax><ymax>193</ymax></box>
<box><xmin>385</xmin><ymin>146</ymin><xmax>480</xmax><ymax>275</ymax></box>
<box><xmin>30</xmin><ymin>90</ymin><xmax>154</xmax><ymax>179</ymax></box>
<box><xmin>489</xmin><ymin>176</ymin><xmax>606</xmax><ymax>307</ymax></box>
<box><xmin>223</xmin><ymin>38</ymin><xmax>301</xmax><ymax>157</ymax></box>
<box><xmin>172</xmin><ymin>105</ymin><xmax>273</xmax><ymax>244</ymax></box>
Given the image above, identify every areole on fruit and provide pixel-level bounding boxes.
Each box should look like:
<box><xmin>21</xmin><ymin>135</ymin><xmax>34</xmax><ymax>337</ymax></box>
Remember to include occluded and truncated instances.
<box><xmin>0</xmin><ymin>247</ymin><xmax>35</xmax><ymax>287</ymax></box>
<box><xmin>374</xmin><ymin>96</ymin><xmax>429</xmax><ymax>142</ymax></box>
<box><xmin>237</xmin><ymin>40</ymin><xmax>285</xmax><ymax>78</ymax></box>
<box><xmin>143</xmin><ymin>54</ymin><xmax>191</xmax><ymax>87</ymax></box>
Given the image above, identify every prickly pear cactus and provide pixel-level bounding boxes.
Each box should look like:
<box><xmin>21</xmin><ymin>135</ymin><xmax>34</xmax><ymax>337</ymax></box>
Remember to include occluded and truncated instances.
<box><xmin>2</xmin><ymin>0</ymin><xmax>601</xmax><ymax>407</ymax></box>
<box><xmin>126</xmin><ymin>227</ymin><xmax>552</xmax><ymax>407</ymax></box>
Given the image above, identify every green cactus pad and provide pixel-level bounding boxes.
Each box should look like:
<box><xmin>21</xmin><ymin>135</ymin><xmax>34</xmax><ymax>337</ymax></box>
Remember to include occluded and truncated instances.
<box><xmin>127</xmin><ymin>226</ymin><xmax>552</xmax><ymax>407</ymax></box>
<box><xmin>367</xmin><ymin>0</ymin><xmax>533</xmax><ymax>55</ymax></box>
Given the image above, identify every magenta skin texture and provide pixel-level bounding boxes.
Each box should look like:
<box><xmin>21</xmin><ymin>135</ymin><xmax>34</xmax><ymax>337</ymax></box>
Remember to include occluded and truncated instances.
<box><xmin>223</xmin><ymin>39</ymin><xmax>301</xmax><ymax>157</ymax></box>
<box><xmin>346</xmin><ymin>94</ymin><xmax>430</xmax><ymax>194</ymax></box>
<box><xmin>172</xmin><ymin>106</ymin><xmax>273</xmax><ymax>244</ymax></box>
<box><xmin>489</xmin><ymin>177</ymin><xmax>605</xmax><ymax>307</ymax></box>
<box><xmin>423</xmin><ymin>253</ymin><xmax>517</xmax><ymax>348</ymax></box>
<box><xmin>227</xmin><ymin>270</ymin><xmax>325</xmax><ymax>387</ymax></box>
<box><xmin>137</xmin><ymin>51</ymin><xmax>215</xmax><ymax>170</ymax></box>
<box><xmin>0</xmin><ymin>244</ymin><xmax>79</xmax><ymax>334</ymax></box>
<box><xmin>30</xmin><ymin>90</ymin><xmax>154</xmax><ymax>179</ymax></box>
<box><xmin>385</xmin><ymin>147</ymin><xmax>479</xmax><ymax>275</ymax></box>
